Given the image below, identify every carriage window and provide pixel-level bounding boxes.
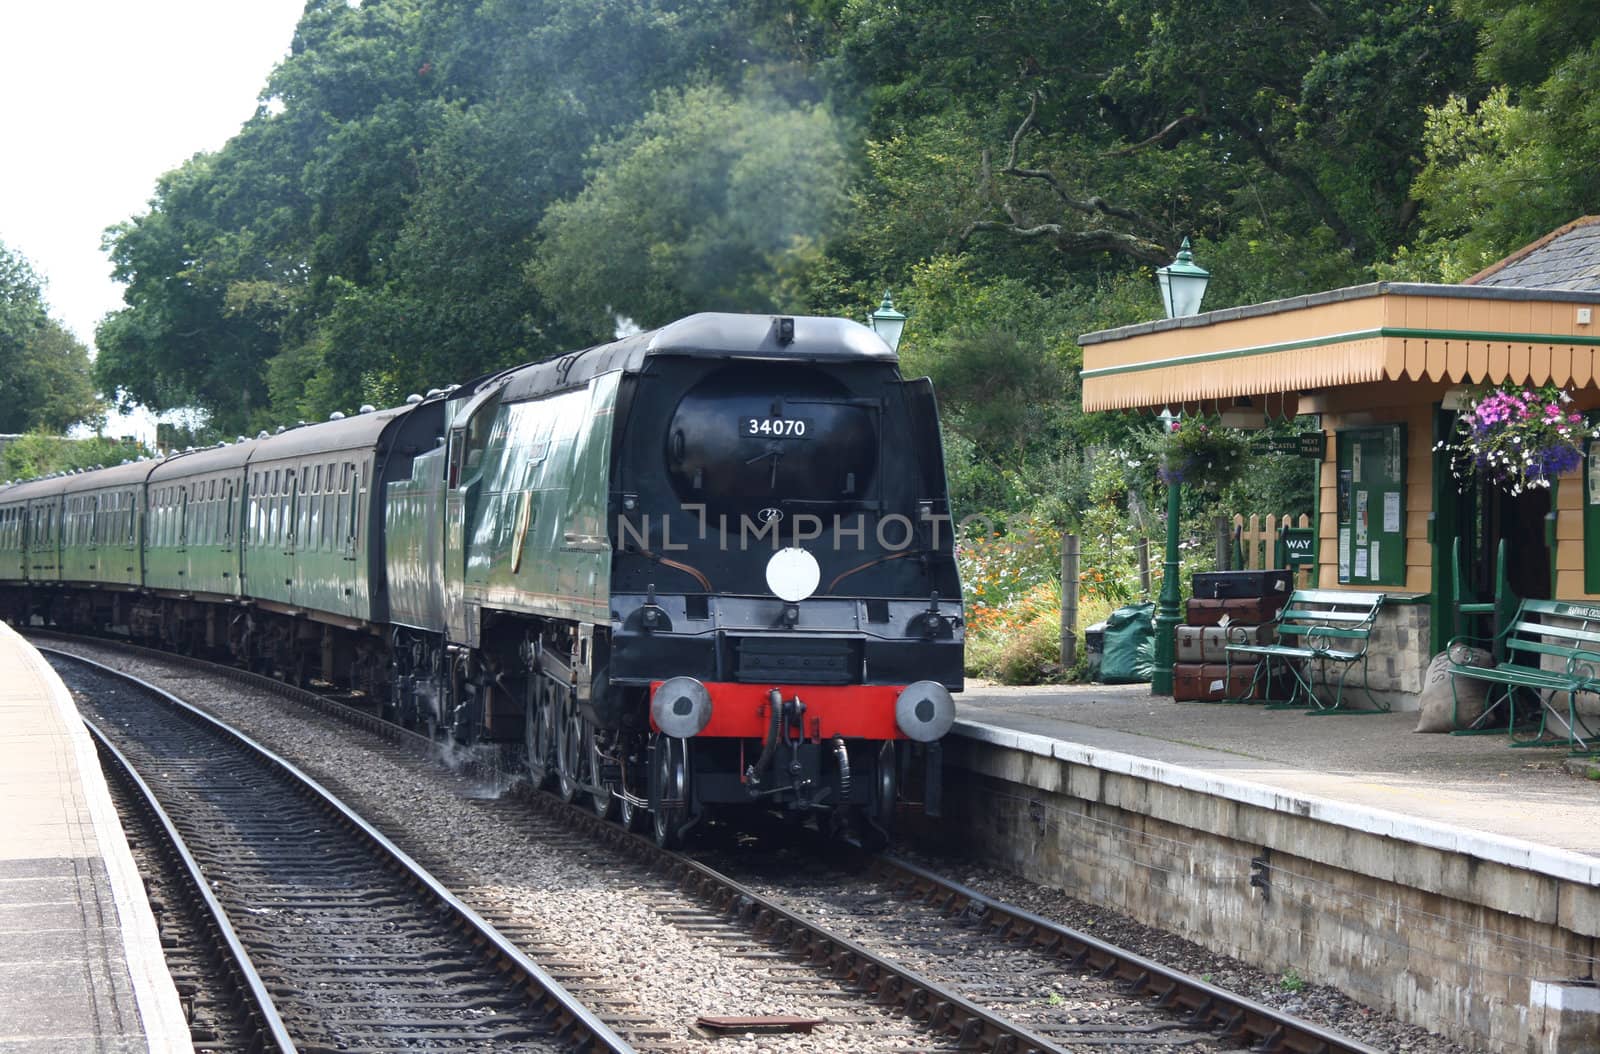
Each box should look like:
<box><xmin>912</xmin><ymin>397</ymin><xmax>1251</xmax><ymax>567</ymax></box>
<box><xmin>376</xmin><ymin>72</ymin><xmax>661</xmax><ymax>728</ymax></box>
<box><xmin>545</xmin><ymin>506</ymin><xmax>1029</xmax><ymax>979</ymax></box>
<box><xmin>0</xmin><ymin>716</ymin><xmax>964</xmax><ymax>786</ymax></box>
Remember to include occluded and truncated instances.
<box><xmin>298</xmin><ymin>466</ymin><xmax>313</xmax><ymax>546</ymax></box>
<box><xmin>350</xmin><ymin>463</ymin><xmax>362</xmax><ymax>545</ymax></box>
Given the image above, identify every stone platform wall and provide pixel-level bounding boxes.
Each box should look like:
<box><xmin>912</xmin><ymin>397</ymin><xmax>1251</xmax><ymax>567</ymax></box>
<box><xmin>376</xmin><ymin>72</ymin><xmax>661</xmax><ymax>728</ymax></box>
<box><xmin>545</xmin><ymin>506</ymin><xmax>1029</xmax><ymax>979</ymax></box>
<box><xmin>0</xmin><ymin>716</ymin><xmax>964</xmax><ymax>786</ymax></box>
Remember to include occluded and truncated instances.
<box><xmin>1306</xmin><ymin>601</ymin><xmax>1430</xmax><ymax>710</ymax></box>
<box><xmin>926</xmin><ymin>722</ymin><xmax>1600</xmax><ymax>1053</ymax></box>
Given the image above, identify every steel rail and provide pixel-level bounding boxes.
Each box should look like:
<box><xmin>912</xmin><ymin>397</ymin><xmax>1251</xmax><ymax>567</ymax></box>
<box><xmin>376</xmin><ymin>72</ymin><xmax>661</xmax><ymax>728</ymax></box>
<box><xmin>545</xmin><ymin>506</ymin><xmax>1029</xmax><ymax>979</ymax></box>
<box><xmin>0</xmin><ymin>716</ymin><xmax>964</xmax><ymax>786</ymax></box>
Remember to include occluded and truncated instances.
<box><xmin>517</xmin><ymin>778</ymin><xmax>1075</xmax><ymax>1054</ymax></box>
<box><xmin>86</xmin><ymin>717</ymin><xmax>298</xmax><ymax>1054</ymax></box>
<box><xmin>868</xmin><ymin>854</ymin><xmax>1387</xmax><ymax>1054</ymax></box>
<box><xmin>48</xmin><ymin>647</ymin><xmax>636</xmax><ymax>1054</ymax></box>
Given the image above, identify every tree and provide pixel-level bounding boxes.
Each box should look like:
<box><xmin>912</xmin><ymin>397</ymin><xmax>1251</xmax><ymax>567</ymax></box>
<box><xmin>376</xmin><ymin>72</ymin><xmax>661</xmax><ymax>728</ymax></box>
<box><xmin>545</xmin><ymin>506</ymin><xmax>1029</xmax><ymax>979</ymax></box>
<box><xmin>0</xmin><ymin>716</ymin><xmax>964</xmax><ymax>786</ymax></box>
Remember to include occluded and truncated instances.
<box><xmin>832</xmin><ymin>0</ymin><xmax>1471</xmax><ymax>278</ymax></box>
<box><xmin>0</xmin><ymin>241</ymin><xmax>99</xmax><ymax>433</ymax></box>
<box><xmin>1</xmin><ymin>434</ymin><xmax>146</xmax><ymax>483</ymax></box>
<box><xmin>1400</xmin><ymin>1</ymin><xmax>1600</xmax><ymax>278</ymax></box>
<box><xmin>97</xmin><ymin>0</ymin><xmax>786</xmax><ymax>426</ymax></box>
<box><xmin>532</xmin><ymin>82</ymin><xmax>853</xmax><ymax>332</ymax></box>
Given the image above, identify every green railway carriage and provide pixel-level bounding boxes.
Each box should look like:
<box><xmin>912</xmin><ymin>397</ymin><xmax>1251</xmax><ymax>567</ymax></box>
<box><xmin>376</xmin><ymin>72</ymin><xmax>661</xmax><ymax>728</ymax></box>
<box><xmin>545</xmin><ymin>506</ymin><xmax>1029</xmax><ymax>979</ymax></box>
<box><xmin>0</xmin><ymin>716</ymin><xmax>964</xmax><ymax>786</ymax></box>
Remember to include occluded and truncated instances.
<box><xmin>0</xmin><ymin>475</ymin><xmax>66</xmax><ymax>586</ymax></box>
<box><xmin>242</xmin><ymin>426</ymin><xmax>377</xmax><ymax>622</ymax></box>
<box><xmin>143</xmin><ymin>443</ymin><xmax>254</xmax><ymax>599</ymax></box>
<box><xmin>237</xmin><ymin>402</ymin><xmax>450</xmax><ymax>628</ymax></box>
<box><xmin>0</xmin><ymin>497</ymin><xmax>23</xmax><ymax>582</ymax></box>
<box><xmin>58</xmin><ymin>460</ymin><xmax>151</xmax><ymax>589</ymax></box>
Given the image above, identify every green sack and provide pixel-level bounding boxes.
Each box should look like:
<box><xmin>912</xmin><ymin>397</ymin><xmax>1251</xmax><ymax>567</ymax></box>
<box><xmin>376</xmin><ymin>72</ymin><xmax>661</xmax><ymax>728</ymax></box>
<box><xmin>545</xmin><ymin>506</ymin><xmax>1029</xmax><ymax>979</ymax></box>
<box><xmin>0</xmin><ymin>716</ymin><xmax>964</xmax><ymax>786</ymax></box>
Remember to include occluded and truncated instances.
<box><xmin>1099</xmin><ymin>601</ymin><xmax>1154</xmax><ymax>684</ymax></box>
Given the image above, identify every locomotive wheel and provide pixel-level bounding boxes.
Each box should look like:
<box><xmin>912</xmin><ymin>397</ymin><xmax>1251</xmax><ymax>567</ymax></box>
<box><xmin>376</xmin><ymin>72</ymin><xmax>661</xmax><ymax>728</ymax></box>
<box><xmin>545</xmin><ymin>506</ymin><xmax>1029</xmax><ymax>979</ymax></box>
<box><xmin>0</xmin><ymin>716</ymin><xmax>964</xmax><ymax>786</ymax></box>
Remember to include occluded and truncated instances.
<box><xmin>873</xmin><ymin>741</ymin><xmax>898</xmax><ymax>829</ymax></box>
<box><xmin>854</xmin><ymin>741</ymin><xmax>898</xmax><ymax>853</ymax></box>
<box><xmin>616</xmin><ymin>740</ymin><xmax>644</xmax><ymax>831</ymax></box>
<box><xmin>651</xmin><ymin>734</ymin><xmax>689</xmax><ymax>849</ymax></box>
<box><xmin>617</xmin><ymin>784</ymin><xmax>639</xmax><ymax>830</ymax></box>
<box><xmin>525</xmin><ymin>684</ymin><xmax>555</xmax><ymax>789</ymax></box>
<box><xmin>588</xmin><ymin>728</ymin><xmax>616</xmax><ymax>820</ymax></box>
<box><xmin>555</xmin><ymin>689</ymin><xmax>583</xmax><ymax>804</ymax></box>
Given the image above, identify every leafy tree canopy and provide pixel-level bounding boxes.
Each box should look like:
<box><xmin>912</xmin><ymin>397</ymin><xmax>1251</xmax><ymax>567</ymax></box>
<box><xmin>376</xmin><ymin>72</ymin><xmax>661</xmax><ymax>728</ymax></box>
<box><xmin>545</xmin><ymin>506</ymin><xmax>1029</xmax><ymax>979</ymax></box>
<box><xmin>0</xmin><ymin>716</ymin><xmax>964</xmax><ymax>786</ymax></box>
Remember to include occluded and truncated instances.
<box><xmin>532</xmin><ymin>82</ymin><xmax>851</xmax><ymax>332</ymax></box>
<box><xmin>0</xmin><ymin>433</ymin><xmax>147</xmax><ymax>483</ymax></box>
<box><xmin>1396</xmin><ymin>1</ymin><xmax>1600</xmax><ymax>279</ymax></box>
<box><xmin>0</xmin><ymin>240</ymin><xmax>99</xmax><ymax>434</ymax></box>
<box><xmin>91</xmin><ymin>0</ymin><xmax>1589</xmax><ymax>535</ymax></box>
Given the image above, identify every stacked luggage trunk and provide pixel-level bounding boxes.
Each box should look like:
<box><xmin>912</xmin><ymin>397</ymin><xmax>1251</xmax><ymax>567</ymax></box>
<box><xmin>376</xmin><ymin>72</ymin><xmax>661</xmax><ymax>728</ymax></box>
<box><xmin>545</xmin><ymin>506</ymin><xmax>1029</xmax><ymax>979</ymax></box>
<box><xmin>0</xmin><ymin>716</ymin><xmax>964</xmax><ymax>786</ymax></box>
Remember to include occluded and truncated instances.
<box><xmin>1172</xmin><ymin>570</ymin><xmax>1292</xmax><ymax>702</ymax></box>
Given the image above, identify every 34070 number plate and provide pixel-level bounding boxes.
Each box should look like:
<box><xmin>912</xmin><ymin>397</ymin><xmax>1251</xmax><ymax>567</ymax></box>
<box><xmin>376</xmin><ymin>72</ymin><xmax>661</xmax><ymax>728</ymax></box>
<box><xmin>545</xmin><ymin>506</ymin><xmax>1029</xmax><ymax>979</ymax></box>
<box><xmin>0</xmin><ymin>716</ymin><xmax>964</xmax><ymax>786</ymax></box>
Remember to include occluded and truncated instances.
<box><xmin>740</xmin><ymin>416</ymin><xmax>813</xmax><ymax>438</ymax></box>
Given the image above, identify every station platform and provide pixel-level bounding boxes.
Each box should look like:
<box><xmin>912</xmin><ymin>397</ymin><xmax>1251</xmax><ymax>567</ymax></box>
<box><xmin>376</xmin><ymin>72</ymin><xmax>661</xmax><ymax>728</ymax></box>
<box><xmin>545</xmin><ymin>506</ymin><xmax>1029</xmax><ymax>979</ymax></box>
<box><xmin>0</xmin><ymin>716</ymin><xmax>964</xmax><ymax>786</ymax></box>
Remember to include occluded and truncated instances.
<box><xmin>0</xmin><ymin>623</ymin><xmax>191</xmax><ymax>1053</ymax></box>
<box><xmin>943</xmin><ymin>682</ymin><xmax>1600</xmax><ymax>1054</ymax></box>
<box><xmin>956</xmin><ymin>681</ymin><xmax>1600</xmax><ymax>861</ymax></box>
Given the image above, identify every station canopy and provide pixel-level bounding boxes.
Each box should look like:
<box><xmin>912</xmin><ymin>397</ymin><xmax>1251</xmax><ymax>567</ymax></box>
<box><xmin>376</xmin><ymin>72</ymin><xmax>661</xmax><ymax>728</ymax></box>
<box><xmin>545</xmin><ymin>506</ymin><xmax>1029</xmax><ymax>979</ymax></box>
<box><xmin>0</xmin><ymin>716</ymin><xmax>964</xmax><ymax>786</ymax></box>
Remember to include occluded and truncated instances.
<box><xmin>1079</xmin><ymin>217</ymin><xmax>1600</xmax><ymax>415</ymax></box>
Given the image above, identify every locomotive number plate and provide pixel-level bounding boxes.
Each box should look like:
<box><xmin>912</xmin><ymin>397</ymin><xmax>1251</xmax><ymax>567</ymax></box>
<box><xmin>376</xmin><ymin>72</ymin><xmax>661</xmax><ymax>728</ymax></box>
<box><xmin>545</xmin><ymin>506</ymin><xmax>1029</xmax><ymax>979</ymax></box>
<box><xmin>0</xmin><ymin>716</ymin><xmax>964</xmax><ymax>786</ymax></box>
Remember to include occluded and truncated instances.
<box><xmin>740</xmin><ymin>416</ymin><xmax>813</xmax><ymax>438</ymax></box>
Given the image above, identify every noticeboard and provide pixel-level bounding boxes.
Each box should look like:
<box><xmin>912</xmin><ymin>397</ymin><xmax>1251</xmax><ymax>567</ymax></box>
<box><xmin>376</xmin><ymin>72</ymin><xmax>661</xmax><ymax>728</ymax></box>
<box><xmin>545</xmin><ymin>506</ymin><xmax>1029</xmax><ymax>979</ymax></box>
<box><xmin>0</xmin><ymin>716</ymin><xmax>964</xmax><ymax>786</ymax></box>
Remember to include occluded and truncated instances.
<box><xmin>1335</xmin><ymin>424</ymin><xmax>1405</xmax><ymax>586</ymax></box>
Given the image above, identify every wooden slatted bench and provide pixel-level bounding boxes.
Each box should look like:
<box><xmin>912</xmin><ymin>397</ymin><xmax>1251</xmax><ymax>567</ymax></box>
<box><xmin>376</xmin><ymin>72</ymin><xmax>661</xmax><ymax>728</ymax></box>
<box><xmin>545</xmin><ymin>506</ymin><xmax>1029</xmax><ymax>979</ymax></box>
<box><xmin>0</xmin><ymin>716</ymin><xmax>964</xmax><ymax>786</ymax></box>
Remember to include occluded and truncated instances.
<box><xmin>1223</xmin><ymin>589</ymin><xmax>1386</xmax><ymax>713</ymax></box>
<box><xmin>1445</xmin><ymin>598</ymin><xmax>1600</xmax><ymax>754</ymax></box>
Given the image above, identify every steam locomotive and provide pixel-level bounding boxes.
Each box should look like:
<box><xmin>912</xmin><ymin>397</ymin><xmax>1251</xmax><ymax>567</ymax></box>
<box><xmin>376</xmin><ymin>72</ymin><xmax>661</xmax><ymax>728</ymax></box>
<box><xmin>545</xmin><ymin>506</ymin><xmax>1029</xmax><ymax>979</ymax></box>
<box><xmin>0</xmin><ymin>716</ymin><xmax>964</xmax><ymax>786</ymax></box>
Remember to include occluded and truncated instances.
<box><xmin>0</xmin><ymin>313</ymin><xmax>962</xmax><ymax>845</ymax></box>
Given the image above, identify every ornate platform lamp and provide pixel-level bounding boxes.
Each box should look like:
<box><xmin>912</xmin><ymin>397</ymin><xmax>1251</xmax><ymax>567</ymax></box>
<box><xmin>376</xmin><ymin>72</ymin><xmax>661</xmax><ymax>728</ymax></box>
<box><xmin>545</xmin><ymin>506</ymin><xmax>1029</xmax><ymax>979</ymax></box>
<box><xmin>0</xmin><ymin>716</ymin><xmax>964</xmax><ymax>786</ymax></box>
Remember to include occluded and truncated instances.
<box><xmin>1151</xmin><ymin>239</ymin><xmax>1210</xmax><ymax>696</ymax></box>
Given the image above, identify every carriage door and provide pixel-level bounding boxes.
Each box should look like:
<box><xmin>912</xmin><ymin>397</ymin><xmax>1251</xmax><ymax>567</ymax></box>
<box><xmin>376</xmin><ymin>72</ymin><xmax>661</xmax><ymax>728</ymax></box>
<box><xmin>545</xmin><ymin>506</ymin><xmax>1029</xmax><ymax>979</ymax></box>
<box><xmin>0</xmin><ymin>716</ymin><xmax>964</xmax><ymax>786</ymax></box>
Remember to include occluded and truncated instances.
<box><xmin>282</xmin><ymin>468</ymin><xmax>298</xmax><ymax>606</ymax></box>
<box><xmin>443</xmin><ymin>387</ymin><xmax>502</xmax><ymax>648</ymax></box>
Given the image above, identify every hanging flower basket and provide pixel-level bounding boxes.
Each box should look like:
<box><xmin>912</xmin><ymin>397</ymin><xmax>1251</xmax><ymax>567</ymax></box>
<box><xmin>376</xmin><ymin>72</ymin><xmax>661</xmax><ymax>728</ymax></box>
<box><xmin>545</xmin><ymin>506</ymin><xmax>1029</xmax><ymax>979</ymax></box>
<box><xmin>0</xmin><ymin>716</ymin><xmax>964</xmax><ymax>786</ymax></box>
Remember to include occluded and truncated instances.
<box><xmin>1142</xmin><ymin>417</ymin><xmax>1250</xmax><ymax>491</ymax></box>
<box><xmin>1437</xmin><ymin>382</ymin><xmax>1598</xmax><ymax>496</ymax></box>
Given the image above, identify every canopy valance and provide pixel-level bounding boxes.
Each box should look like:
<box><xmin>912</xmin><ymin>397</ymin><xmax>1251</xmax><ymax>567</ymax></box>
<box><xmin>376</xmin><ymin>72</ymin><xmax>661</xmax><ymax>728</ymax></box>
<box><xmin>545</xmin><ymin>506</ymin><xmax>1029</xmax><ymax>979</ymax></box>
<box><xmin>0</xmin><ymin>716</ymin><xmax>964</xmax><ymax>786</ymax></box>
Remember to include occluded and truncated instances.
<box><xmin>1080</xmin><ymin>283</ymin><xmax>1600</xmax><ymax>412</ymax></box>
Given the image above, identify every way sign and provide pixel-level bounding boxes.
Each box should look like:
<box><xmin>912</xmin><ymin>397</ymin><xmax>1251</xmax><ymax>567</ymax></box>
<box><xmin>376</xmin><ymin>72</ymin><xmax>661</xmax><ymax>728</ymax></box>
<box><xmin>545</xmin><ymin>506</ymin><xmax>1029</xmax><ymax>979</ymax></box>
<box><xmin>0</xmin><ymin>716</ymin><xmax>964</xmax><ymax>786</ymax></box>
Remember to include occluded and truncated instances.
<box><xmin>1280</xmin><ymin>527</ymin><xmax>1316</xmax><ymax>567</ymax></box>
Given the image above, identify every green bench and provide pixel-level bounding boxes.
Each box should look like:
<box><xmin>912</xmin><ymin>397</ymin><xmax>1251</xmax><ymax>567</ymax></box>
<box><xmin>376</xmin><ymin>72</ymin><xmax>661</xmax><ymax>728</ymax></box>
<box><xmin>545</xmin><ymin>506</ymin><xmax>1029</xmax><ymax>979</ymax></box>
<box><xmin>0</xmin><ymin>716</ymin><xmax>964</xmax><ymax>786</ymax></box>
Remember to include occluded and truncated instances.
<box><xmin>1445</xmin><ymin>598</ymin><xmax>1600</xmax><ymax>755</ymax></box>
<box><xmin>1224</xmin><ymin>589</ymin><xmax>1386</xmax><ymax>713</ymax></box>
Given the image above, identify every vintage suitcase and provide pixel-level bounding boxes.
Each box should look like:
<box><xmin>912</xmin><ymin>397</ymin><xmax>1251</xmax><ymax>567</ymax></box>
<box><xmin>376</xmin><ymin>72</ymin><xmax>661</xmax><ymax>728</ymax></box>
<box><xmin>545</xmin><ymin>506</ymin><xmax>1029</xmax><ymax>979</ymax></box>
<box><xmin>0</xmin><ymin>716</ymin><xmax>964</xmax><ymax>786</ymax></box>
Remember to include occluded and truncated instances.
<box><xmin>1185</xmin><ymin>596</ymin><xmax>1284</xmax><ymax>626</ymax></box>
<box><xmin>1176</xmin><ymin>625</ymin><xmax>1207</xmax><ymax>662</ymax></box>
<box><xmin>1192</xmin><ymin>569</ymin><xmax>1294</xmax><ymax>600</ymax></box>
<box><xmin>1173</xmin><ymin>660</ymin><xmax>1288</xmax><ymax>702</ymax></box>
<box><xmin>1177</xmin><ymin>624</ymin><xmax>1276</xmax><ymax>663</ymax></box>
<box><xmin>1223</xmin><ymin>596</ymin><xmax>1285</xmax><ymax>624</ymax></box>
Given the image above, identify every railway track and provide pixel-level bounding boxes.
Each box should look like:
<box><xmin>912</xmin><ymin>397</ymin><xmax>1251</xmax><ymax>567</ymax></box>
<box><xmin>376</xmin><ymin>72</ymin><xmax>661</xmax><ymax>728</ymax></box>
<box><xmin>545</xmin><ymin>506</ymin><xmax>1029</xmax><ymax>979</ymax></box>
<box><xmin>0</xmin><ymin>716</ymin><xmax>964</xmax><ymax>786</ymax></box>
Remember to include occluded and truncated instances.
<box><xmin>94</xmin><ymin>720</ymin><xmax>293</xmax><ymax>1053</ymax></box>
<box><xmin>48</xmin><ymin>633</ymin><xmax>1389</xmax><ymax>1053</ymax></box>
<box><xmin>59</xmin><ymin>650</ymin><xmax>631</xmax><ymax>1054</ymax></box>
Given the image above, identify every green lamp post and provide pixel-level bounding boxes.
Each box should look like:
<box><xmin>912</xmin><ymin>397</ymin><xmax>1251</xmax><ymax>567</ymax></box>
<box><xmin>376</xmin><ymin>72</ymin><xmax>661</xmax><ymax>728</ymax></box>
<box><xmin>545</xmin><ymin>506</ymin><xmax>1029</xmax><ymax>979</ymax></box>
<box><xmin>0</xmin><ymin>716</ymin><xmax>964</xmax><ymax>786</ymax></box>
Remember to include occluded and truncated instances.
<box><xmin>1151</xmin><ymin>238</ymin><xmax>1210</xmax><ymax>696</ymax></box>
<box><xmin>869</xmin><ymin>291</ymin><xmax>907</xmax><ymax>352</ymax></box>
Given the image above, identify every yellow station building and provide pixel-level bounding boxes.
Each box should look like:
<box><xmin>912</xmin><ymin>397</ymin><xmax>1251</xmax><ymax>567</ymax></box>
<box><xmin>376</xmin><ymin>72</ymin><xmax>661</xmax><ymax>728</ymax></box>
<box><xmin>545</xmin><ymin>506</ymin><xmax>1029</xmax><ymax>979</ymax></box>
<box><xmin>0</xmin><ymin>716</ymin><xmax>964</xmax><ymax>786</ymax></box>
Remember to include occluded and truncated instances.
<box><xmin>1079</xmin><ymin>218</ymin><xmax>1600</xmax><ymax>707</ymax></box>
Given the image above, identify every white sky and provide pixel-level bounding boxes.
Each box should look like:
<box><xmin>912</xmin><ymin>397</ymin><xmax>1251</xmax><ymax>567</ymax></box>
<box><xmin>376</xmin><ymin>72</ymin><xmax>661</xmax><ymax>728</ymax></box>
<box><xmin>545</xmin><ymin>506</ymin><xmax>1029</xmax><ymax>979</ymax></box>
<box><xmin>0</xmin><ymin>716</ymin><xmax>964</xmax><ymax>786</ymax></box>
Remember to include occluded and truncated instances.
<box><xmin>1</xmin><ymin>0</ymin><xmax>308</xmax><ymax>351</ymax></box>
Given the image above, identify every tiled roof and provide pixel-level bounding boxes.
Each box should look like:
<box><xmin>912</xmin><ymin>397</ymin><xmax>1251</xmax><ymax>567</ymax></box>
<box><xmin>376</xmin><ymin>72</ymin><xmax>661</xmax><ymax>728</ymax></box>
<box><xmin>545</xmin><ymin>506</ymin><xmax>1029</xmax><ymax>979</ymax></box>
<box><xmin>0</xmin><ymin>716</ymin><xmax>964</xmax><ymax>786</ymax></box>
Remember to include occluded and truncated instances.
<box><xmin>1465</xmin><ymin>216</ymin><xmax>1600</xmax><ymax>290</ymax></box>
